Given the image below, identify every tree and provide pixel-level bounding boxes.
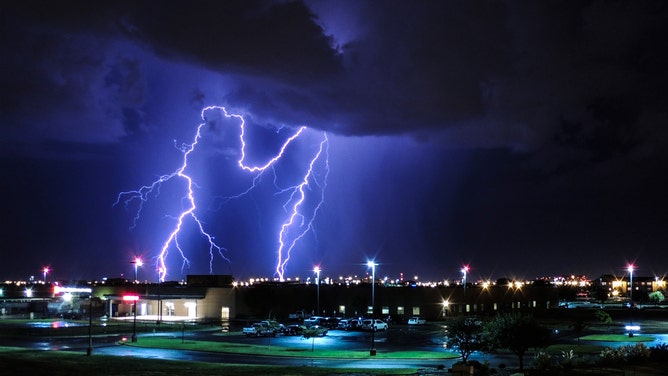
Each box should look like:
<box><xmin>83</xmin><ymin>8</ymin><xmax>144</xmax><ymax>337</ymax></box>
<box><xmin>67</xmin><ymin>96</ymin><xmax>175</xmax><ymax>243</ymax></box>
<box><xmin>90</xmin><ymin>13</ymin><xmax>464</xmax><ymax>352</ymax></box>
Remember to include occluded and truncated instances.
<box><xmin>569</xmin><ymin>318</ymin><xmax>589</xmax><ymax>345</ymax></box>
<box><xmin>483</xmin><ymin>313</ymin><xmax>552</xmax><ymax>371</ymax></box>
<box><xmin>591</xmin><ymin>285</ymin><xmax>610</xmax><ymax>304</ymax></box>
<box><xmin>445</xmin><ymin>316</ymin><xmax>485</xmax><ymax>364</ymax></box>
<box><xmin>649</xmin><ymin>291</ymin><xmax>664</xmax><ymax>306</ymax></box>
<box><xmin>595</xmin><ymin>309</ymin><xmax>612</xmax><ymax>325</ymax></box>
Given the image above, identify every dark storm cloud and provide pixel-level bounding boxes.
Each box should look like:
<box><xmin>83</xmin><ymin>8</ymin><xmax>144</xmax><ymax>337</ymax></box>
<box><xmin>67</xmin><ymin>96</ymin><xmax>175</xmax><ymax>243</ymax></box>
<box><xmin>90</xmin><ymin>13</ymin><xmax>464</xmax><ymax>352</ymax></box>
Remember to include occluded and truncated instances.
<box><xmin>120</xmin><ymin>0</ymin><xmax>342</xmax><ymax>81</ymax></box>
<box><xmin>219</xmin><ymin>0</ymin><xmax>668</xmax><ymax>167</ymax></box>
<box><xmin>2</xmin><ymin>0</ymin><xmax>668</xmax><ymax>280</ymax></box>
<box><xmin>0</xmin><ymin>0</ymin><xmax>341</xmax><ymax>155</ymax></box>
<box><xmin>3</xmin><ymin>0</ymin><xmax>667</xmax><ymax>155</ymax></box>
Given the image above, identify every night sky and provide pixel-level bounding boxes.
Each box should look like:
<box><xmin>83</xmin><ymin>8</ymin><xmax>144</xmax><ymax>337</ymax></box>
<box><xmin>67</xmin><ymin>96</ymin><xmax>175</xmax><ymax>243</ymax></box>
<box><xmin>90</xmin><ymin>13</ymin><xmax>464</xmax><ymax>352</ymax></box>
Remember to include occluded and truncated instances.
<box><xmin>2</xmin><ymin>1</ymin><xmax>668</xmax><ymax>283</ymax></box>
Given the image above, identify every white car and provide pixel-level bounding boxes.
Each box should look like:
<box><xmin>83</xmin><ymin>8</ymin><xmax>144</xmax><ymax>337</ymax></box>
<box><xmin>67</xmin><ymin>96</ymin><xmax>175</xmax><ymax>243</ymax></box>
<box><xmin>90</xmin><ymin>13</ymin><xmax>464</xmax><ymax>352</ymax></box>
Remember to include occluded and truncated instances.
<box><xmin>407</xmin><ymin>317</ymin><xmax>426</xmax><ymax>325</ymax></box>
<box><xmin>361</xmin><ymin>318</ymin><xmax>388</xmax><ymax>331</ymax></box>
<box><xmin>303</xmin><ymin>316</ymin><xmax>324</xmax><ymax>327</ymax></box>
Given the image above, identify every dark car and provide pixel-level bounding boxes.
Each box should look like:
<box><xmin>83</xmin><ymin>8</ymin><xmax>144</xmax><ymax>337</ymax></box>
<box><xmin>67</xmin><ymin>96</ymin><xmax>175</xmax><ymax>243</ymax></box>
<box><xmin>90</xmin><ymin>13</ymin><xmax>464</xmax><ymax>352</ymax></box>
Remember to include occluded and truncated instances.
<box><xmin>321</xmin><ymin>317</ymin><xmax>340</xmax><ymax>329</ymax></box>
<box><xmin>338</xmin><ymin>318</ymin><xmax>363</xmax><ymax>330</ymax></box>
<box><xmin>284</xmin><ymin>324</ymin><xmax>306</xmax><ymax>336</ymax></box>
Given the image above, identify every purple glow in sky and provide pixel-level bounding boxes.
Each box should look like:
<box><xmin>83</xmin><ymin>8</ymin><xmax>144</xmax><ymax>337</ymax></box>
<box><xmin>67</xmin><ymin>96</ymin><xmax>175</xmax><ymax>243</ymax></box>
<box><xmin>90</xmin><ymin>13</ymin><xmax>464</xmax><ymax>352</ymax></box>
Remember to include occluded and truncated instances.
<box><xmin>115</xmin><ymin>105</ymin><xmax>327</xmax><ymax>281</ymax></box>
<box><xmin>1</xmin><ymin>1</ymin><xmax>668</xmax><ymax>282</ymax></box>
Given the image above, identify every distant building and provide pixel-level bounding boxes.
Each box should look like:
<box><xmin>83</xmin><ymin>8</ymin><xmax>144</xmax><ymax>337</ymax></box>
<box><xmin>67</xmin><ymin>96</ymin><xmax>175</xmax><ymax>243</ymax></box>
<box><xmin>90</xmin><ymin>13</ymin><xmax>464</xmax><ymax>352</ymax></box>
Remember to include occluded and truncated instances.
<box><xmin>3</xmin><ymin>273</ymin><xmax>664</xmax><ymax>322</ymax></box>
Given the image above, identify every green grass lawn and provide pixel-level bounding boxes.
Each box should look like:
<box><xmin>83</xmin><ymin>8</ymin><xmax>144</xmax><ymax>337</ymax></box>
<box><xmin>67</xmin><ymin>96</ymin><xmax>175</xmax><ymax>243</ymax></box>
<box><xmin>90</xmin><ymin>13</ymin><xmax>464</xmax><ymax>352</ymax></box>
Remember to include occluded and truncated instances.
<box><xmin>127</xmin><ymin>337</ymin><xmax>460</xmax><ymax>359</ymax></box>
<box><xmin>579</xmin><ymin>334</ymin><xmax>655</xmax><ymax>342</ymax></box>
<box><xmin>0</xmin><ymin>347</ymin><xmax>422</xmax><ymax>376</ymax></box>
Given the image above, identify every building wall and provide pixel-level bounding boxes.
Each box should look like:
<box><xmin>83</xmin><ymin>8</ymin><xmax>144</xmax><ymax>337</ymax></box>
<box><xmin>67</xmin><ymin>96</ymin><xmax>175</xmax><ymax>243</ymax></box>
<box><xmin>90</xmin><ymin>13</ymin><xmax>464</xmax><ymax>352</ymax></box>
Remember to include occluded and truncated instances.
<box><xmin>228</xmin><ymin>283</ymin><xmax>560</xmax><ymax>321</ymax></box>
<box><xmin>2</xmin><ymin>280</ymin><xmax>560</xmax><ymax>322</ymax></box>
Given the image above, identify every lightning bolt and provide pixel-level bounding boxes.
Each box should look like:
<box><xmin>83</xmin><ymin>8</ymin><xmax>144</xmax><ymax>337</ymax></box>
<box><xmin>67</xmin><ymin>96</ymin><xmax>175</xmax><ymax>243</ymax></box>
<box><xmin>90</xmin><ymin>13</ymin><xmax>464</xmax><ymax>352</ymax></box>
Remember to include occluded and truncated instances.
<box><xmin>115</xmin><ymin>106</ymin><xmax>328</xmax><ymax>282</ymax></box>
<box><xmin>275</xmin><ymin>134</ymin><xmax>329</xmax><ymax>279</ymax></box>
<box><xmin>115</xmin><ymin>109</ymin><xmax>227</xmax><ymax>282</ymax></box>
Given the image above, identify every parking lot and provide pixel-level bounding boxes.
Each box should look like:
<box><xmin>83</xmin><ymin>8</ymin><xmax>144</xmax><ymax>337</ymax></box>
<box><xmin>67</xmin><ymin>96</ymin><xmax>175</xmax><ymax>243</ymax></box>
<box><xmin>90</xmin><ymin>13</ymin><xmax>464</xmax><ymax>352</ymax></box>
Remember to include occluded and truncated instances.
<box><xmin>221</xmin><ymin>320</ymin><xmax>450</xmax><ymax>353</ymax></box>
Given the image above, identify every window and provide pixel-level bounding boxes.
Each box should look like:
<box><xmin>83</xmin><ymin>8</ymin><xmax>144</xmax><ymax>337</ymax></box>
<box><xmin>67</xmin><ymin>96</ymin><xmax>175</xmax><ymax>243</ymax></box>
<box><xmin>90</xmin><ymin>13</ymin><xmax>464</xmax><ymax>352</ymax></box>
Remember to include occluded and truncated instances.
<box><xmin>397</xmin><ymin>306</ymin><xmax>404</xmax><ymax>315</ymax></box>
<box><xmin>185</xmin><ymin>301</ymin><xmax>197</xmax><ymax>318</ymax></box>
<box><xmin>382</xmin><ymin>306</ymin><xmax>389</xmax><ymax>315</ymax></box>
<box><xmin>412</xmin><ymin>306</ymin><xmax>420</xmax><ymax>315</ymax></box>
<box><xmin>367</xmin><ymin>305</ymin><xmax>373</xmax><ymax>314</ymax></box>
<box><xmin>165</xmin><ymin>302</ymin><xmax>174</xmax><ymax>316</ymax></box>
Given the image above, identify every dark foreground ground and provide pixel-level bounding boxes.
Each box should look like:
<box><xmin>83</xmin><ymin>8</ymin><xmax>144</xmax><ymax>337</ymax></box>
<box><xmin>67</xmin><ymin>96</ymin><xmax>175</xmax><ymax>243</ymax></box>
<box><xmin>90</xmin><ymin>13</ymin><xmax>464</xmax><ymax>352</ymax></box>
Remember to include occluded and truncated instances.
<box><xmin>2</xmin><ymin>308</ymin><xmax>668</xmax><ymax>375</ymax></box>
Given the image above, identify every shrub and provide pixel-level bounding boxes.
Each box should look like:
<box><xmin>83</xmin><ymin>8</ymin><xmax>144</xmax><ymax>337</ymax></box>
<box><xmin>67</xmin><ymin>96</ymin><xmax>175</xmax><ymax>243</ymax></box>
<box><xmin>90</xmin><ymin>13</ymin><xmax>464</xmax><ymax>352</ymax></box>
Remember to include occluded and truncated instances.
<box><xmin>559</xmin><ymin>349</ymin><xmax>578</xmax><ymax>370</ymax></box>
<box><xmin>625</xmin><ymin>343</ymin><xmax>651</xmax><ymax>364</ymax></box>
<box><xmin>452</xmin><ymin>359</ymin><xmax>491</xmax><ymax>376</ymax></box>
<box><xmin>598</xmin><ymin>344</ymin><xmax>651</xmax><ymax>366</ymax></box>
<box><xmin>599</xmin><ymin>347</ymin><xmax>624</xmax><ymax>366</ymax></box>
<box><xmin>532</xmin><ymin>351</ymin><xmax>552</xmax><ymax>370</ymax></box>
<box><xmin>650</xmin><ymin>343</ymin><xmax>668</xmax><ymax>362</ymax></box>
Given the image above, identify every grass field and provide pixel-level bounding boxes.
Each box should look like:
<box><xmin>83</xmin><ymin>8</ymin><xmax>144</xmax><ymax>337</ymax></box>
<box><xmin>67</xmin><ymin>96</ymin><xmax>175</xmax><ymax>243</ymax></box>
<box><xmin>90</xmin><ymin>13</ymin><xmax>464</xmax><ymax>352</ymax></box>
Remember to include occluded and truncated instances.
<box><xmin>0</xmin><ymin>347</ymin><xmax>419</xmax><ymax>376</ymax></box>
<box><xmin>128</xmin><ymin>336</ymin><xmax>461</xmax><ymax>359</ymax></box>
<box><xmin>580</xmin><ymin>334</ymin><xmax>656</xmax><ymax>342</ymax></box>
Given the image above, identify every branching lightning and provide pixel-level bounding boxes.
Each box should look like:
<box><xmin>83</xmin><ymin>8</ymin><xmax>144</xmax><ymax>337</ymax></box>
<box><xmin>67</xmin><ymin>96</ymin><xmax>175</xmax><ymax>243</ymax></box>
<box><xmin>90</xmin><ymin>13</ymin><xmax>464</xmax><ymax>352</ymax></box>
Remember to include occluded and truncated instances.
<box><xmin>275</xmin><ymin>134</ymin><xmax>329</xmax><ymax>279</ymax></box>
<box><xmin>115</xmin><ymin>106</ymin><xmax>328</xmax><ymax>281</ymax></box>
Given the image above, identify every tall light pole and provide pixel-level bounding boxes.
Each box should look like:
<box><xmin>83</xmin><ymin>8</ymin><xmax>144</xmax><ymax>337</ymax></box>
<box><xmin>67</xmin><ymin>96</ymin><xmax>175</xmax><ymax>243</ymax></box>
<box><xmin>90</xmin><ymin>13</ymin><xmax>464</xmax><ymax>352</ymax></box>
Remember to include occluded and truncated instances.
<box><xmin>87</xmin><ymin>294</ymin><xmax>93</xmax><ymax>356</ymax></box>
<box><xmin>366</xmin><ymin>260</ymin><xmax>377</xmax><ymax>355</ymax></box>
<box><xmin>367</xmin><ymin>261</ymin><xmax>376</xmax><ymax>316</ymax></box>
<box><xmin>133</xmin><ymin>257</ymin><xmax>143</xmax><ymax>283</ymax></box>
<box><xmin>313</xmin><ymin>266</ymin><xmax>321</xmax><ymax>316</ymax></box>
<box><xmin>461</xmin><ymin>265</ymin><xmax>469</xmax><ymax>299</ymax></box>
<box><xmin>157</xmin><ymin>266</ymin><xmax>164</xmax><ymax>325</ymax></box>
<box><xmin>42</xmin><ymin>266</ymin><xmax>50</xmax><ymax>284</ymax></box>
<box><xmin>627</xmin><ymin>264</ymin><xmax>634</xmax><ymax>305</ymax></box>
<box><xmin>131</xmin><ymin>257</ymin><xmax>142</xmax><ymax>342</ymax></box>
<box><xmin>628</xmin><ymin>264</ymin><xmax>635</xmax><ymax>337</ymax></box>
<box><xmin>123</xmin><ymin>295</ymin><xmax>140</xmax><ymax>343</ymax></box>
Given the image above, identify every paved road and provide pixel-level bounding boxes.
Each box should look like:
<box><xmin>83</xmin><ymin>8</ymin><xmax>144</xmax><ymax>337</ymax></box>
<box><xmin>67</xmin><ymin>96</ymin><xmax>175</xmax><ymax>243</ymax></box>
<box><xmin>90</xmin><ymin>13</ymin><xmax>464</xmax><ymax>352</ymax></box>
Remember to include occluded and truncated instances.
<box><xmin>93</xmin><ymin>345</ymin><xmax>459</xmax><ymax>370</ymax></box>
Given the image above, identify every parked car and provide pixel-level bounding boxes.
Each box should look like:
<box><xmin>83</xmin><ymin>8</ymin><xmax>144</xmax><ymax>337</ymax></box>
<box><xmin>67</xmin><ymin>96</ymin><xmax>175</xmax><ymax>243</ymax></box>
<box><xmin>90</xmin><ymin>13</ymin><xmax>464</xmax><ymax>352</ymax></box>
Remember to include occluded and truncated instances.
<box><xmin>259</xmin><ymin>320</ymin><xmax>286</xmax><ymax>334</ymax></box>
<box><xmin>302</xmin><ymin>325</ymin><xmax>328</xmax><ymax>337</ymax></box>
<box><xmin>347</xmin><ymin>318</ymin><xmax>364</xmax><ymax>330</ymax></box>
<box><xmin>338</xmin><ymin>318</ymin><xmax>364</xmax><ymax>330</ymax></box>
<box><xmin>407</xmin><ymin>317</ymin><xmax>426</xmax><ymax>325</ymax></box>
<box><xmin>284</xmin><ymin>324</ymin><xmax>306</xmax><ymax>336</ymax></box>
<box><xmin>320</xmin><ymin>317</ymin><xmax>340</xmax><ymax>329</ymax></box>
<box><xmin>303</xmin><ymin>316</ymin><xmax>324</xmax><ymax>327</ymax></box>
<box><xmin>242</xmin><ymin>322</ymin><xmax>275</xmax><ymax>337</ymax></box>
<box><xmin>337</xmin><ymin>318</ymin><xmax>352</xmax><ymax>330</ymax></box>
<box><xmin>361</xmin><ymin>318</ymin><xmax>388</xmax><ymax>331</ymax></box>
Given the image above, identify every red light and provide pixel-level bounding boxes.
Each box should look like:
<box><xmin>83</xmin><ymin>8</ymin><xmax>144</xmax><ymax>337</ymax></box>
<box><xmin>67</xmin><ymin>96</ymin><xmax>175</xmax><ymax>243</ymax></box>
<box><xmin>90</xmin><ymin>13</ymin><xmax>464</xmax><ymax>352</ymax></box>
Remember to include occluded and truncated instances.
<box><xmin>122</xmin><ymin>295</ymin><xmax>139</xmax><ymax>301</ymax></box>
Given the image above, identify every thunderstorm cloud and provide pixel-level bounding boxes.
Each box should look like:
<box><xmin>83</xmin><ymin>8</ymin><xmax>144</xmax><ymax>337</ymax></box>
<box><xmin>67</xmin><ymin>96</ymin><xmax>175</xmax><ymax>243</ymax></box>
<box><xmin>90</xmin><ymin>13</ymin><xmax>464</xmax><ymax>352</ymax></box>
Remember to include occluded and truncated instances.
<box><xmin>1</xmin><ymin>0</ymin><xmax>667</xmax><ymax>280</ymax></box>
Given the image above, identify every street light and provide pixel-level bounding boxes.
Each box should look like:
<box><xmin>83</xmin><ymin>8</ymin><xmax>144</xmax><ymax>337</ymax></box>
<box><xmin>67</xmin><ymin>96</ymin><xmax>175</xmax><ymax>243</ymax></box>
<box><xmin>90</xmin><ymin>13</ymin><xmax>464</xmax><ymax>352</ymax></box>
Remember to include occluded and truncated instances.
<box><xmin>442</xmin><ymin>299</ymin><xmax>450</xmax><ymax>317</ymax></box>
<box><xmin>313</xmin><ymin>266</ymin><xmax>321</xmax><ymax>316</ymax></box>
<box><xmin>42</xmin><ymin>266</ymin><xmax>50</xmax><ymax>284</ymax></box>
<box><xmin>366</xmin><ymin>260</ymin><xmax>377</xmax><ymax>355</ymax></box>
<box><xmin>123</xmin><ymin>294</ymin><xmax>139</xmax><ymax>342</ymax></box>
<box><xmin>628</xmin><ymin>264</ymin><xmax>635</xmax><ymax>337</ymax></box>
<box><xmin>87</xmin><ymin>294</ymin><xmax>93</xmax><ymax>355</ymax></box>
<box><xmin>627</xmin><ymin>264</ymin><xmax>634</xmax><ymax>305</ymax></box>
<box><xmin>461</xmin><ymin>265</ymin><xmax>469</xmax><ymax>298</ymax></box>
<box><xmin>130</xmin><ymin>257</ymin><xmax>142</xmax><ymax>343</ymax></box>
<box><xmin>157</xmin><ymin>266</ymin><xmax>164</xmax><ymax>325</ymax></box>
<box><xmin>132</xmin><ymin>257</ymin><xmax>143</xmax><ymax>283</ymax></box>
<box><xmin>367</xmin><ymin>261</ymin><xmax>376</xmax><ymax>314</ymax></box>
